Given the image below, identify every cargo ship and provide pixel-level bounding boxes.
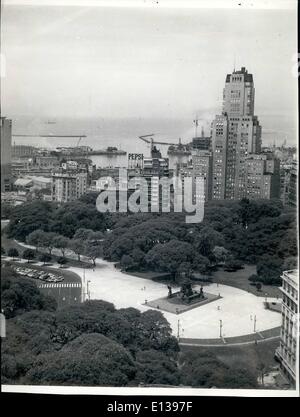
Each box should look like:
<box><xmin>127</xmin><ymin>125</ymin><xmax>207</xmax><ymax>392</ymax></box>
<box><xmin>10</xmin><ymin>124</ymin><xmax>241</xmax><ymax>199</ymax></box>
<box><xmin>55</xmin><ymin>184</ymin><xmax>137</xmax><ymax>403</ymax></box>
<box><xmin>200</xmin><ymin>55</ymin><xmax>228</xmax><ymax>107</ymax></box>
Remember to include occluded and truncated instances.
<box><xmin>167</xmin><ymin>144</ymin><xmax>191</xmax><ymax>156</ymax></box>
<box><xmin>89</xmin><ymin>146</ymin><xmax>127</xmax><ymax>156</ymax></box>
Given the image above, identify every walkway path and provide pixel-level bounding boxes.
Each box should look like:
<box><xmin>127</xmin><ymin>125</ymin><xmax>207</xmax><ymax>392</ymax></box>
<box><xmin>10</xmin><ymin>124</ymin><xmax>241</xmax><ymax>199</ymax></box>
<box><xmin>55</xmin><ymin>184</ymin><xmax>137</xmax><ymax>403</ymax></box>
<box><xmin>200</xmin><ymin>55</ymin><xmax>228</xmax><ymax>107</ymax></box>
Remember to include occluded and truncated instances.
<box><xmin>179</xmin><ymin>326</ymin><xmax>281</xmax><ymax>347</ymax></box>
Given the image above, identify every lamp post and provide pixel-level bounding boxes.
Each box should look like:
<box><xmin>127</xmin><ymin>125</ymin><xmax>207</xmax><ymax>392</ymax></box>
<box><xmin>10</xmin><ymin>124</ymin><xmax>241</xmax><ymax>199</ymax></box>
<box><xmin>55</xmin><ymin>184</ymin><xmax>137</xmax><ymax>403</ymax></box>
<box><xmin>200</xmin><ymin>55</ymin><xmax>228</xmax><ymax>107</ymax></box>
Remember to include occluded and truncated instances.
<box><xmin>177</xmin><ymin>319</ymin><xmax>180</xmax><ymax>340</ymax></box>
<box><xmin>253</xmin><ymin>315</ymin><xmax>257</xmax><ymax>333</ymax></box>
<box><xmin>87</xmin><ymin>280</ymin><xmax>91</xmax><ymax>300</ymax></box>
<box><xmin>219</xmin><ymin>319</ymin><xmax>223</xmax><ymax>338</ymax></box>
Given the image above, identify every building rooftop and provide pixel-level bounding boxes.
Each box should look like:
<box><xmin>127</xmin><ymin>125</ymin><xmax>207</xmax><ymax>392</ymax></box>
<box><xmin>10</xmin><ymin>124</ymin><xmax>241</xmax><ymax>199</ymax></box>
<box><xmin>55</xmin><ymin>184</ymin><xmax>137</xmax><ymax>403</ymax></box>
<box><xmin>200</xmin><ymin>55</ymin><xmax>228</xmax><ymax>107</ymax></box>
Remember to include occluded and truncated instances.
<box><xmin>14</xmin><ymin>178</ymin><xmax>33</xmax><ymax>187</ymax></box>
<box><xmin>282</xmin><ymin>270</ymin><xmax>299</xmax><ymax>286</ymax></box>
<box><xmin>29</xmin><ymin>176</ymin><xmax>52</xmax><ymax>183</ymax></box>
<box><xmin>226</xmin><ymin>67</ymin><xmax>253</xmax><ymax>83</ymax></box>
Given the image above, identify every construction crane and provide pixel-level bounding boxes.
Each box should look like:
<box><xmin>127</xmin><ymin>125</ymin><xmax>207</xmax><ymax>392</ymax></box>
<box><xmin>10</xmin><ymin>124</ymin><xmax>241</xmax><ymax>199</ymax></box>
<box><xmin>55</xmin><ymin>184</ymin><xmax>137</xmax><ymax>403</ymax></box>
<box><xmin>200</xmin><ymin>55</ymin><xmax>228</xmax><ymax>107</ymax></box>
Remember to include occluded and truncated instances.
<box><xmin>193</xmin><ymin>116</ymin><xmax>207</xmax><ymax>137</ymax></box>
<box><xmin>139</xmin><ymin>134</ymin><xmax>184</xmax><ymax>153</ymax></box>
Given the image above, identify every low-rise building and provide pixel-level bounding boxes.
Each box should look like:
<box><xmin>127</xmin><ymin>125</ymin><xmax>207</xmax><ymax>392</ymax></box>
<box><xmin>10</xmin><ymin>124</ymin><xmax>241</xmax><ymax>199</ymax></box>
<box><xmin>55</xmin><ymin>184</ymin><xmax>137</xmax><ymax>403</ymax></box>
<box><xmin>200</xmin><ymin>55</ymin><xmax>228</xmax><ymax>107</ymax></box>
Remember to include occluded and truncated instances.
<box><xmin>52</xmin><ymin>170</ymin><xmax>87</xmax><ymax>203</ymax></box>
<box><xmin>34</xmin><ymin>155</ymin><xmax>59</xmax><ymax>169</ymax></box>
<box><xmin>12</xmin><ymin>144</ymin><xmax>36</xmax><ymax>158</ymax></box>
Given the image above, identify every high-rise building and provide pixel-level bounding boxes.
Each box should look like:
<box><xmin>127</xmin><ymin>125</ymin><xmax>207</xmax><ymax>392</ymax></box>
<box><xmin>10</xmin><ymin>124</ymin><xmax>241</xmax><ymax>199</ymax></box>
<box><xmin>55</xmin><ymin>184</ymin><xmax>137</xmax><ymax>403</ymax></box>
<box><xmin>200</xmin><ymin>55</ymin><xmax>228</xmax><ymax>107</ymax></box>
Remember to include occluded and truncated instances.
<box><xmin>275</xmin><ymin>270</ymin><xmax>298</xmax><ymax>387</ymax></box>
<box><xmin>192</xmin><ymin>149</ymin><xmax>213</xmax><ymax>201</ymax></box>
<box><xmin>245</xmin><ymin>153</ymin><xmax>280</xmax><ymax>199</ymax></box>
<box><xmin>211</xmin><ymin>115</ymin><xmax>228</xmax><ymax>199</ymax></box>
<box><xmin>280</xmin><ymin>165</ymin><xmax>292</xmax><ymax>206</ymax></box>
<box><xmin>192</xmin><ymin>136</ymin><xmax>211</xmax><ymax>151</ymax></box>
<box><xmin>212</xmin><ymin>67</ymin><xmax>262</xmax><ymax>200</ymax></box>
<box><xmin>141</xmin><ymin>147</ymin><xmax>169</xmax><ymax>210</ymax></box>
<box><xmin>288</xmin><ymin>161</ymin><xmax>297</xmax><ymax>207</ymax></box>
<box><xmin>1</xmin><ymin>117</ymin><xmax>12</xmax><ymax>192</ymax></box>
<box><xmin>52</xmin><ymin>170</ymin><xmax>87</xmax><ymax>203</ymax></box>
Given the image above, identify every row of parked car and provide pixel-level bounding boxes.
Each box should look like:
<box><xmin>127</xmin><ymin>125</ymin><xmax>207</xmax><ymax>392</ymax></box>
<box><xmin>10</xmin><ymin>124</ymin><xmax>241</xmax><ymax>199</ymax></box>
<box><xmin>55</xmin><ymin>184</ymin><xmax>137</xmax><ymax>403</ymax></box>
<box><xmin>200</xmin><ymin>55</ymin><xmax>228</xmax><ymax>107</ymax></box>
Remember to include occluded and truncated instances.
<box><xmin>13</xmin><ymin>266</ymin><xmax>64</xmax><ymax>283</ymax></box>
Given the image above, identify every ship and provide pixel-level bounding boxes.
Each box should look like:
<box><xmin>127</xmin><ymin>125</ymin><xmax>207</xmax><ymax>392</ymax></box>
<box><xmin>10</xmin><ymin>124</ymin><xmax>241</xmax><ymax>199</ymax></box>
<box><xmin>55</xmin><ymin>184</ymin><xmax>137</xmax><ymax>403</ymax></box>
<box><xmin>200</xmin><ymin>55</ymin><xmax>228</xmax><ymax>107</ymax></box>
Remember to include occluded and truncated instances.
<box><xmin>89</xmin><ymin>146</ymin><xmax>127</xmax><ymax>156</ymax></box>
<box><xmin>167</xmin><ymin>144</ymin><xmax>191</xmax><ymax>156</ymax></box>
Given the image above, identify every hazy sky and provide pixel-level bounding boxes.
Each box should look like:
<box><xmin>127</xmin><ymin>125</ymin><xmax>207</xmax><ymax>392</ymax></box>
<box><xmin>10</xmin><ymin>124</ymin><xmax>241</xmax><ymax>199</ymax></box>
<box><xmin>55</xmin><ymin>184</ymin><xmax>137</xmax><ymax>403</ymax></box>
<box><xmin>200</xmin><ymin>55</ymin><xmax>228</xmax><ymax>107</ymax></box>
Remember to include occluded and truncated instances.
<box><xmin>1</xmin><ymin>0</ymin><xmax>298</xmax><ymax>138</ymax></box>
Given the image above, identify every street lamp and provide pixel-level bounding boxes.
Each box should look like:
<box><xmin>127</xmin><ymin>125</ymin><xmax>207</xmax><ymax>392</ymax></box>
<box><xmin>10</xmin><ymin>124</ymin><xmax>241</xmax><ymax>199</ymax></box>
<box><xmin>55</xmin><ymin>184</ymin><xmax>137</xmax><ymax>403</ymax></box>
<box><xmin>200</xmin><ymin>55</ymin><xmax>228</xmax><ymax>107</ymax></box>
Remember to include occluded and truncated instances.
<box><xmin>253</xmin><ymin>315</ymin><xmax>257</xmax><ymax>333</ymax></box>
<box><xmin>86</xmin><ymin>280</ymin><xmax>91</xmax><ymax>300</ymax></box>
<box><xmin>219</xmin><ymin>319</ymin><xmax>223</xmax><ymax>338</ymax></box>
<box><xmin>177</xmin><ymin>319</ymin><xmax>180</xmax><ymax>340</ymax></box>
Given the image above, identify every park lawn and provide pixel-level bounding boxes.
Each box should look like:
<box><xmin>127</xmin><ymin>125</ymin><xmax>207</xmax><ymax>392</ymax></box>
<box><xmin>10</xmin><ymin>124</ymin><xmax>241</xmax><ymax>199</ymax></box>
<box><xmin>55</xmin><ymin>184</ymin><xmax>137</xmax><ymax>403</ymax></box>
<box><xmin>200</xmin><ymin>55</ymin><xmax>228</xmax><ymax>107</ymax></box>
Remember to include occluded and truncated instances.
<box><xmin>123</xmin><ymin>270</ymin><xmax>172</xmax><ymax>281</ymax></box>
<box><xmin>211</xmin><ymin>264</ymin><xmax>281</xmax><ymax>298</ymax></box>
<box><xmin>180</xmin><ymin>338</ymin><xmax>280</xmax><ymax>373</ymax></box>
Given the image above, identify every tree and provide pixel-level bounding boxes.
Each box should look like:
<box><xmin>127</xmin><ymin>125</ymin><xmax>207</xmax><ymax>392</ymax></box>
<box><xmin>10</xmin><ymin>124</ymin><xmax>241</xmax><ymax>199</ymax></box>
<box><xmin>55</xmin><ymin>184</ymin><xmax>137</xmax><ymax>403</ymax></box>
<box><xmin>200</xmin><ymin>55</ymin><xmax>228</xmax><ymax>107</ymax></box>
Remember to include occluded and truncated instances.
<box><xmin>7</xmin><ymin>248</ymin><xmax>19</xmax><ymax>260</ymax></box>
<box><xmin>1</xmin><ymin>247</ymin><xmax>5</xmax><ymax>255</ymax></box>
<box><xmin>145</xmin><ymin>240</ymin><xmax>195</xmax><ymax>280</ymax></box>
<box><xmin>50</xmin><ymin>202</ymin><xmax>107</xmax><ymax>238</ymax></box>
<box><xmin>134</xmin><ymin>350</ymin><xmax>180</xmax><ymax>386</ymax></box>
<box><xmin>6</xmin><ymin>201</ymin><xmax>54</xmax><ymax>242</ymax></box>
<box><xmin>106</xmin><ymin>237</ymin><xmax>134</xmax><ymax>261</ymax></box>
<box><xmin>1</xmin><ymin>268</ymin><xmax>57</xmax><ymax>318</ymax></box>
<box><xmin>256</xmin><ymin>256</ymin><xmax>282</xmax><ymax>285</ymax></box>
<box><xmin>26</xmin><ymin>229</ymin><xmax>46</xmax><ymax>252</ymax></box>
<box><xmin>248</xmin><ymin>274</ymin><xmax>260</xmax><ymax>283</ymax></box>
<box><xmin>131</xmin><ymin>248</ymin><xmax>145</xmax><ymax>268</ymax></box>
<box><xmin>23</xmin><ymin>249</ymin><xmax>35</xmax><ymax>263</ymax></box>
<box><xmin>25</xmin><ymin>333</ymin><xmax>137</xmax><ymax>386</ymax></box>
<box><xmin>282</xmin><ymin>256</ymin><xmax>298</xmax><ymax>271</ymax></box>
<box><xmin>88</xmin><ymin>231</ymin><xmax>104</xmax><ymax>241</ymax></box>
<box><xmin>257</xmin><ymin>362</ymin><xmax>268</xmax><ymax>386</ymax></box>
<box><xmin>177</xmin><ymin>262</ymin><xmax>193</xmax><ymax>281</ymax></box>
<box><xmin>120</xmin><ymin>254</ymin><xmax>135</xmax><ymax>271</ymax></box>
<box><xmin>53</xmin><ymin>235</ymin><xmax>70</xmax><ymax>257</ymax></box>
<box><xmin>212</xmin><ymin>246</ymin><xmax>230</xmax><ymax>265</ymax></box>
<box><xmin>42</xmin><ymin>232</ymin><xmax>60</xmax><ymax>255</ymax></box>
<box><xmin>84</xmin><ymin>241</ymin><xmax>103</xmax><ymax>266</ymax></box>
<box><xmin>192</xmin><ymin>254</ymin><xmax>210</xmax><ymax>274</ymax></box>
<box><xmin>69</xmin><ymin>239</ymin><xmax>85</xmax><ymax>261</ymax></box>
<box><xmin>256</xmin><ymin>282</ymin><xmax>262</xmax><ymax>292</ymax></box>
<box><xmin>57</xmin><ymin>257</ymin><xmax>67</xmax><ymax>267</ymax></box>
<box><xmin>224</xmin><ymin>257</ymin><xmax>243</xmax><ymax>271</ymax></box>
<box><xmin>192</xmin><ymin>226</ymin><xmax>225</xmax><ymax>258</ymax></box>
<box><xmin>39</xmin><ymin>253</ymin><xmax>52</xmax><ymax>265</ymax></box>
<box><xmin>238</xmin><ymin>198</ymin><xmax>251</xmax><ymax>228</ymax></box>
<box><xmin>73</xmin><ymin>228</ymin><xmax>94</xmax><ymax>241</ymax></box>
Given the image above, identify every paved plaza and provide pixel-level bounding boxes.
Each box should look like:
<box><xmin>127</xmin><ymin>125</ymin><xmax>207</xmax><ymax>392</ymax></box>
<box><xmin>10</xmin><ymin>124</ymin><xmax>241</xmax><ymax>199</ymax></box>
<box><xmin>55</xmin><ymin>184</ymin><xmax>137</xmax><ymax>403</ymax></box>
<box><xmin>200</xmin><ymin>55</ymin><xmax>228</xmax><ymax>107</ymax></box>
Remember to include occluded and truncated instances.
<box><xmin>68</xmin><ymin>258</ymin><xmax>281</xmax><ymax>340</ymax></box>
<box><xmin>4</xmin><ymin>238</ymin><xmax>282</xmax><ymax>340</ymax></box>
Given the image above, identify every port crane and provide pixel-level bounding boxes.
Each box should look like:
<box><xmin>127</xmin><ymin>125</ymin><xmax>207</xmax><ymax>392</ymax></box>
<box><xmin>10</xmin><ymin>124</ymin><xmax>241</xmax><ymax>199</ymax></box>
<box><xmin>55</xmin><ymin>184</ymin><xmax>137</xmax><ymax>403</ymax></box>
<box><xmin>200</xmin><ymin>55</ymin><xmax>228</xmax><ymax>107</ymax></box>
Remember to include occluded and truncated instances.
<box><xmin>138</xmin><ymin>134</ymin><xmax>185</xmax><ymax>152</ymax></box>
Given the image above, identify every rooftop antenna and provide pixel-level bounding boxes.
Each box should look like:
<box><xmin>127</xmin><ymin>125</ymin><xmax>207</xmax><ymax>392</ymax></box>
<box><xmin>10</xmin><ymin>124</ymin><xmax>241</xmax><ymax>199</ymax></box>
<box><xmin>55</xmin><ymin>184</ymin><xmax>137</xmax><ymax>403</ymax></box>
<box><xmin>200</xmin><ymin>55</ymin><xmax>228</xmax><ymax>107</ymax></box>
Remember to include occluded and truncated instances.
<box><xmin>233</xmin><ymin>54</ymin><xmax>236</xmax><ymax>72</ymax></box>
<box><xmin>201</xmin><ymin>126</ymin><xmax>205</xmax><ymax>138</ymax></box>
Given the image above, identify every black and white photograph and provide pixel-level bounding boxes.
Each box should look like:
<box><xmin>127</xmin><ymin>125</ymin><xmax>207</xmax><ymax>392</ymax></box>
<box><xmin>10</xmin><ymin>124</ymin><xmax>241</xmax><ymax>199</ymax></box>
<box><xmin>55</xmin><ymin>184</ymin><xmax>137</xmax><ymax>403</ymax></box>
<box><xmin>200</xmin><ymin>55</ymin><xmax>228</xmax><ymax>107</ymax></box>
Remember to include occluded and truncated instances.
<box><xmin>0</xmin><ymin>0</ymin><xmax>299</xmax><ymax>400</ymax></box>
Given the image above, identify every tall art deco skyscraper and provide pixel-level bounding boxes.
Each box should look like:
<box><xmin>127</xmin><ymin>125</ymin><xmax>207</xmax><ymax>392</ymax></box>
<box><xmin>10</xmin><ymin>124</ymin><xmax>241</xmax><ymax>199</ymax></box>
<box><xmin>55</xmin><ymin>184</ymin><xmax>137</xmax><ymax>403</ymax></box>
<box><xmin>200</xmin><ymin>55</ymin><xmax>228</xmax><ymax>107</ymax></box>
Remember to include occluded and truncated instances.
<box><xmin>211</xmin><ymin>67</ymin><xmax>262</xmax><ymax>200</ymax></box>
